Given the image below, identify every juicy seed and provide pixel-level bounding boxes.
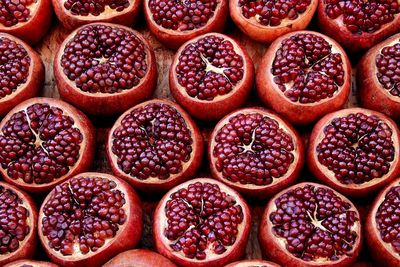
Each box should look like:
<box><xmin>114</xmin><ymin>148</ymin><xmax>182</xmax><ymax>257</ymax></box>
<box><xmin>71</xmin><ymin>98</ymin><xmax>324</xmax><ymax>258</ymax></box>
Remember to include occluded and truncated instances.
<box><xmin>0</xmin><ymin>0</ymin><xmax>34</xmax><ymax>27</ymax></box>
<box><xmin>376</xmin><ymin>40</ymin><xmax>400</xmax><ymax>96</ymax></box>
<box><xmin>64</xmin><ymin>0</ymin><xmax>130</xmax><ymax>16</ymax></box>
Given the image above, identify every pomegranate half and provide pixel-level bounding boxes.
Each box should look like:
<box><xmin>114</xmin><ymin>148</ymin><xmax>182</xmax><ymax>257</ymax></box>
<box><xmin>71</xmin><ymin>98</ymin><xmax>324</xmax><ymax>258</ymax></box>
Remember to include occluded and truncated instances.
<box><xmin>38</xmin><ymin>172</ymin><xmax>143</xmax><ymax>267</ymax></box>
<box><xmin>153</xmin><ymin>178</ymin><xmax>251</xmax><ymax>267</ymax></box>
<box><xmin>103</xmin><ymin>249</ymin><xmax>177</xmax><ymax>267</ymax></box>
<box><xmin>259</xmin><ymin>182</ymin><xmax>362</xmax><ymax>267</ymax></box>
<box><xmin>4</xmin><ymin>260</ymin><xmax>59</xmax><ymax>267</ymax></box>
<box><xmin>209</xmin><ymin>107</ymin><xmax>304</xmax><ymax>199</ymax></box>
<box><xmin>107</xmin><ymin>99</ymin><xmax>203</xmax><ymax>192</ymax></box>
<box><xmin>170</xmin><ymin>32</ymin><xmax>254</xmax><ymax>121</ymax></box>
<box><xmin>256</xmin><ymin>30</ymin><xmax>351</xmax><ymax>126</ymax></box>
<box><xmin>0</xmin><ymin>97</ymin><xmax>95</xmax><ymax>193</ymax></box>
<box><xmin>224</xmin><ymin>260</ymin><xmax>280</xmax><ymax>267</ymax></box>
<box><xmin>54</xmin><ymin>22</ymin><xmax>157</xmax><ymax>116</ymax></box>
<box><xmin>308</xmin><ymin>108</ymin><xmax>400</xmax><ymax>198</ymax></box>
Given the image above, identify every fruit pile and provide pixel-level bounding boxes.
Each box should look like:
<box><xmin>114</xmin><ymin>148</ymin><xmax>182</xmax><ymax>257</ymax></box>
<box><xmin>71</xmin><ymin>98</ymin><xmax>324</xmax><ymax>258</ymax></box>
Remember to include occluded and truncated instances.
<box><xmin>0</xmin><ymin>0</ymin><xmax>399</xmax><ymax>266</ymax></box>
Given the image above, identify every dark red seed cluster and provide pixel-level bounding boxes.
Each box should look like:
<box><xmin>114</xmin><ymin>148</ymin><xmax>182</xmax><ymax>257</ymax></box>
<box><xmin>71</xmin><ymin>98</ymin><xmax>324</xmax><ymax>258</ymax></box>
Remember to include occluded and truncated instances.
<box><xmin>0</xmin><ymin>0</ymin><xmax>34</xmax><ymax>27</ymax></box>
<box><xmin>375</xmin><ymin>183</ymin><xmax>400</xmax><ymax>254</ymax></box>
<box><xmin>41</xmin><ymin>175</ymin><xmax>127</xmax><ymax>255</ymax></box>
<box><xmin>0</xmin><ymin>185</ymin><xmax>30</xmax><ymax>255</ymax></box>
<box><xmin>164</xmin><ymin>181</ymin><xmax>244</xmax><ymax>259</ymax></box>
<box><xmin>0</xmin><ymin>103</ymin><xmax>83</xmax><ymax>184</ymax></box>
<box><xmin>148</xmin><ymin>0</ymin><xmax>218</xmax><ymax>31</ymax></box>
<box><xmin>238</xmin><ymin>0</ymin><xmax>311</xmax><ymax>26</ymax></box>
<box><xmin>213</xmin><ymin>112</ymin><xmax>295</xmax><ymax>185</ymax></box>
<box><xmin>317</xmin><ymin>113</ymin><xmax>395</xmax><ymax>184</ymax></box>
<box><xmin>0</xmin><ymin>36</ymin><xmax>30</xmax><ymax>99</ymax></box>
<box><xmin>325</xmin><ymin>0</ymin><xmax>400</xmax><ymax>33</ymax></box>
<box><xmin>272</xmin><ymin>33</ymin><xmax>345</xmax><ymax>103</ymax></box>
<box><xmin>61</xmin><ymin>24</ymin><xmax>148</xmax><ymax>94</ymax></box>
<box><xmin>64</xmin><ymin>0</ymin><xmax>129</xmax><ymax>16</ymax></box>
<box><xmin>176</xmin><ymin>35</ymin><xmax>244</xmax><ymax>100</ymax></box>
<box><xmin>376</xmin><ymin>39</ymin><xmax>400</xmax><ymax>96</ymax></box>
<box><xmin>112</xmin><ymin>102</ymin><xmax>193</xmax><ymax>180</ymax></box>
<box><xmin>270</xmin><ymin>184</ymin><xmax>359</xmax><ymax>261</ymax></box>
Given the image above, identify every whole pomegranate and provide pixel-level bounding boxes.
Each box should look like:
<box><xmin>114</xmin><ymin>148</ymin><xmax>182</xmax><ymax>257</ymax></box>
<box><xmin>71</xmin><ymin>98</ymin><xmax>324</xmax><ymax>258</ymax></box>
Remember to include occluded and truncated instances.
<box><xmin>4</xmin><ymin>260</ymin><xmax>59</xmax><ymax>267</ymax></box>
<box><xmin>103</xmin><ymin>249</ymin><xmax>177</xmax><ymax>267</ymax></box>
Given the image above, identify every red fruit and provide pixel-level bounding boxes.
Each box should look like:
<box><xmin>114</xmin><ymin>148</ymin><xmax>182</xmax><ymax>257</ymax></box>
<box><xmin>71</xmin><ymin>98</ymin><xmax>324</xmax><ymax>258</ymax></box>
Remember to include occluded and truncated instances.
<box><xmin>259</xmin><ymin>182</ymin><xmax>362</xmax><ymax>267</ymax></box>
<box><xmin>209</xmin><ymin>107</ymin><xmax>304</xmax><ymax>199</ymax></box>
<box><xmin>256</xmin><ymin>30</ymin><xmax>351</xmax><ymax>126</ymax></box>
<box><xmin>107</xmin><ymin>99</ymin><xmax>203</xmax><ymax>192</ymax></box>
<box><xmin>0</xmin><ymin>33</ymin><xmax>44</xmax><ymax>117</ymax></box>
<box><xmin>230</xmin><ymin>0</ymin><xmax>318</xmax><ymax>43</ymax></box>
<box><xmin>103</xmin><ymin>249</ymin><xmax>177</xmax><ymax>267</ymax></box>
<box><xmin>366</xmin><ymin>177</ymin><xmax>400</xmax><ymax>267</ymax></box>
<box><xmin>4</xmin><ymin>260</ymin><xmax>59</xmax><ymax>267</ymax></box>
<box><xmin>0</xmin><ymin>0</ymin><xmax>51</xmax><ymax>44</ymax></box>
<box><xmin>153</xmin><ymin>178</ymin><xmax>251</xmax><ymax>267</ymax></box>
<box><xmin>317</xmin><ymin>0</ymin><xmax>400</xmax><ymax>52</ymax></box>
<box><xmin>308</xmin><ymin>108</ymin><xmax>400</xmax><ymax>198</ymax></box>
<box><xmin>0</xmin><ymin>182</ymin><xmax>38</xmax><ymax>266</ymax></box>
<box><xmin>144</xmin><ymin>0</ymin><xmax>228</xmax><ymax>50</ymax></box>
<box><xmin>52</xmin><ymin>0</ymin><xmax>141</xmax><ymax>30</ymax></box>
<box><xmin>224</xmin><ymin>260</ymin><xmax>280</xmax><ymax>267</ymax></box>
<box><xmin>54</xmin><ymin>22</ymin><xmax>157</xmax><ymax>116</ymax></box>
<box><xmin>358</xmin><ymin>33</ymin><xmax>400</xmax><ymax>120</ymax></box>
<box><xmin>169</xmin><ymin>33</ymin><xmax>254</xmax><ymax>121</ymax></box>
<box><xmin>38</xmin><ymin>172</ymin><xmax>143</xmax><ymax>267</ymax></box>
<box><xmin>0</xmin><ymin>97</ymin><xmax>95</xmax><ymax>193</ymax></box>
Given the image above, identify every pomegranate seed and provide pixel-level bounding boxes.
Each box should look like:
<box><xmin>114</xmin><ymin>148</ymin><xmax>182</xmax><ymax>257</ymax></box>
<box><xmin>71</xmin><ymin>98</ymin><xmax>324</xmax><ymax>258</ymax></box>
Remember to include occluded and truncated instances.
<box><xmin>376</xmin><ymin>40</ymin><xmax>400</xmax><ymax>96</ymax></box>
<box><xmin>63</xmin><ymin>0</ymin><xmax>130</xmax><ymax>16</ymax></box>
<box><xmin>0</xmin><ymin>0</ymin><xmax>34</xmax><ymax>27</ymax></box>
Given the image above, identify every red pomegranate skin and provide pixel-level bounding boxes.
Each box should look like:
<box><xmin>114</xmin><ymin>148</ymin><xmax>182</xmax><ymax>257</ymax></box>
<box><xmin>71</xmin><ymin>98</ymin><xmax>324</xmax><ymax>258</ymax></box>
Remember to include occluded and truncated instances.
<box><xmin>103</xmin><ymin>249</ymin><xmax>178</xmax><ymax>267</ymax></box>
<box><xmin>3</xmin><ymin>260</ymin><xmax>60</xmax><ymax>267</ymax></box>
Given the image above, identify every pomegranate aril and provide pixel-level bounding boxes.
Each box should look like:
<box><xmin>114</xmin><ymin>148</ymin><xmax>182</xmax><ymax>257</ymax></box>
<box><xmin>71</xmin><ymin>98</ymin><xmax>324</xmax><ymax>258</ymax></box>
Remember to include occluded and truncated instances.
<box><xmin>0</xmin><ymin>0</ymin><xmax>34</xmax><ymax>27</ymax></box>
<box><xmin>63</xmin><ymin>0</ymin><xmax>130</xmax><ymax>16</ymax></box>
<box><xmin>376</xmin><ymin>40</ymin><xmax>400</xmax><ymax>96</ymax></box>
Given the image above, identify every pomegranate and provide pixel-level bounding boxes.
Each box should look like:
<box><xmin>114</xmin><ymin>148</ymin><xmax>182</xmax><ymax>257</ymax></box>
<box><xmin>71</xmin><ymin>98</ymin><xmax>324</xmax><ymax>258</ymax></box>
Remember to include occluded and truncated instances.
<box><xmin>0</xmin><ymin>0</ymin><xmax>51</xmax><ymax>44</ymax></box>
<box><xmin>0</xmin><ymin>97</ymin><xmax>95</xmax><ymax>193</ymax></box>
<box><xmin>0</xmin><ymin>33</ymin><xmax>44</xmax><ymax>117</ymax></box>
<box><xmin>4</xmin><ymin>260</ymin><xmax>59</xmax><ymax>267</ymax></box>
<box><xmin>52</xmin><ymin>0</ymin><xmax>141</xmax><ymax>30</ymax></box>
<box><xmin>38</xmin><ymin>172</ymin><xmax>143</xmax><ymax>267</ymax></box>
<box><xmin>224</xmin><ymin>260</ymin><xmax>281</xmax><ymax>267</ymax></box>
<box><xmin>103</xmin><ymin>249</ymin><xmax>177</xmax><ymax>267</ymax></box>
<box><xmin>54</xmin><ymin>22</ymin><xmax>157</xmax><ymax>116</ymax></box>
<box><xmin>0</xmin><ymin>182</ymin><xmax>38</xmax><ymax>266</ymax></box>
<box><xmin>358</xmin><ymin>33</ymin><xmax>400</xmax><ymax>121</ymax></box>
<box><xmin>107</xmin><ymin>99</ymin><xmax>203</xmax><ymax>192</ymax></box>
<box><xmin>259</xmin><ymin>182</ymin><xmax>362</xmax><ymax>267</ymax></box>
<box><xmin>307</xmin><ymin>108</ymin><xmax>400</xmax><ymax>198</ymax></box>
<box><xmin>229</xmin><ymin>0</ymin><xmax>318</xmax><ymax>43</ymax></box>
<box><xmin>153</xmin><ymin>178</ymin><xmax>251</xmax><ymax>267</ymax></box>
<box><xmin>256</xmin><ymin>30</ymin><xmax>351</xmax><ymax>126</ymax></box>
<box><xmin>144</xmin><ymin>0</ymin><xmax>228</xmax><ymax>50</ymax></box>
<box><xmin>317</xmin><ymin>0</ymin><xmax>400</xmax><ymax>52</ymax></box>
<box><xmin>366</xmin><ymin>177</ymin><xmax>400</xmax><ymax>267</ymax></box>
<box><xmin>169</xmin><ymin>33</ymin><xmax>254</xmax><ymax>121</ymax></box>
<box><xmin>209</xmin><ymin>107</ymin><xmax>304</xmax><ymax>199</ymax></box>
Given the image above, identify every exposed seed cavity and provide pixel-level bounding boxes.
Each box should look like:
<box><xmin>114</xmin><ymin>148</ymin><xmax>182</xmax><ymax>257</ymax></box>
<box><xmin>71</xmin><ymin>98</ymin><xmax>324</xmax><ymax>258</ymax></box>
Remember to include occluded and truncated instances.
<box><xmin>0</xmin><ymin>0</ymin><xmax>35</xmax><ymax>27</ymax></box>
<box><xmin>64</xmin><ymin>0</ymin><xmax>129</xmax><ymax>16</ymax></box>
<box><xmin>376</xmin><ymin>39</ymin><xmax>400</xmax><ymax>97</ymax></box>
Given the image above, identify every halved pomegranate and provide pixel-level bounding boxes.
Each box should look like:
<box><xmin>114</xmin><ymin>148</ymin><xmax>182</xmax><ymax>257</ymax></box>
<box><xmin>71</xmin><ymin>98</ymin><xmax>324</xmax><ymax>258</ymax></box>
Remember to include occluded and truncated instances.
<box><xmin>54</xmin><ymin>22</ymin><xmax>157</xmax><ymax>116</ymax></box>
<box><xmin>358</xmin><ymin>33</ymin><xmax>400</xmax><ymax>121</ymax></box>
<box><xmin>38</xmin><ymin>172</ymin><xmax>143</xmax><ymax>267</ymax></box>
<box><xmin>52</xmin><ymin>0</ymin><xmax>141</xmax><ymax>30</ymax></box>
<box><xmin>103</xmin><ymin>249</ymin><xmax>177</xmax><ymax>267</ymax></box>
<box><xmin>170</xmin><ymin>33</ymin><xmax>254</xmax><ymax>121</ymax></box>
<box><xmin>317</xmin><ymin>0</ymin><xmax>400</xmax><ymax>52</ymax></box>
<box><xmin>4</xmin><ymin>260</ymin><xmax>59</xmax><ymax>267</ymax></box>
<box><xmin>107</xmin><ymin>99</ymin><xmax>203</xmax><ymax>192</ymax></box>
<box><xmin>230</xmin><ymin>0</ymin><xmax>318</xmax><ymax>43</ymax></box>
<box><xmin>0</xmin><ymin>97</ymin><xmax>95</xmax><ymax>193</ymax></box>
<box><xmin>259</xmin><ymin>182</ymin><xmax>362</xmax><ymax>267</ymax></box>
<box><xmin>209</xmin><ymin>107</ymin><xmax>304</xmax><ymax>199</ymax></box>
<box><xmin>0</xmin><ymin>182</ymin><xmax>38</xmax><ymax>266</ymax></box>
<box><xmin>153</xmin><ymin>178</ymin><xmax>251</xmax><ymax>267</ymax></box>
<box><xmin>256</xmin><ymin>30</ymin><xmax>351</xmax><ymax>126</ymax></box>
<box><xmin>308</xmin><ymin>108</ymin><xmax>400</xmax><ymax>198</ymax></box>
<box><xmin>0</xmin><ymin>33</ymin><xmax>44</xmax><ymax>117</ymax></box>
<box><xmin>224</xmin><ymin>260</ymin><xmax>280</xmax><ymax>267</ymax></box>
<box><xmin>366</xmin><ymin>177</ymin><xmax>400</xmax><ymax>267</ymax></box>
<box><xmin>144</xmin><ymin>0</ymin><xmax>228</xmax><ymax>50</ymax></box>
<box><xmin>0</xmin><ymin>0</ymin><xmax>51</xmax><ymax>44</ymax></box>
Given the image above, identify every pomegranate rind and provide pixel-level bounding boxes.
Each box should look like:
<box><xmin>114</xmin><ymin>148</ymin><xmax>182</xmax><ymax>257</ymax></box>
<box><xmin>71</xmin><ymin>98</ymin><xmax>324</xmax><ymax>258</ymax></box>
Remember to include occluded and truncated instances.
<box><xmin>208</xmin><ymin>107</ymin><xmax>304</xmax><ymax>199</ymax></box>
<box><xmin>256</xmin><ymin>30</ymin><xmax>351</xmax><ymax>126</ymax></box>
<box><xmin>3</xmin><ymin>260</ymin><xmax>60</xmax><ymax>267</ymax></box>
<box><xmin>0</xmin><ymin>97</ymin><xmax>95</xmax><ymax>193</ymax></box>
<box><xmin>259</xmin><ymin>182</ymin><xmax>362</xmax><ymax>267</ymax></box>
<box><xmin>307</xmin><ymin>107</ymin><xmax>400</xmax><ymax>197</ymax></box>
<box><xmin>38</xmin><ymin>172</ymin><xmax>143</xmax><ymax>267</ymax></box>
<box><xmin>153</xmin><ymin>178</ymin><xmax>251</xmax><ymax>267</ymax></box>
<box><xmin>103</xmin><ymin>249</ymin><xmax>177</xmax><ymax>267</ymax></box>
<box><xmin>107</xmin><ymin>98</ymin><xmax>204</xmax><ymax>192</ymax></box>
<box><xmin>54</xmin><ymin>22</ymin><xmax>158</xmax><ymax>116</ymax></box>
<box><xmin>169</xmin><ymin>32</ymin><xmax>255</xmax><ymax>121</ymax></box>
<box><xmin>224</xmin><ymin>259</ymin><xmax>281</xmax><ymax>267</ymax></box>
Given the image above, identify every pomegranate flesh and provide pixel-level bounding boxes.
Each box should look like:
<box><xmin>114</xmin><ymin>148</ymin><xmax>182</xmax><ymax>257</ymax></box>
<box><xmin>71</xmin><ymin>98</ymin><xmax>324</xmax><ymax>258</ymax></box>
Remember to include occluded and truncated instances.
<box><xmin>4</xmin><ymin>260</ymin><xmax>59</xmax><ymax>267</ymax></box>
<box><xmin>103</xmin><ymin>249</ymin><xmax>177</xmax><ymax>267</ymax></box>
